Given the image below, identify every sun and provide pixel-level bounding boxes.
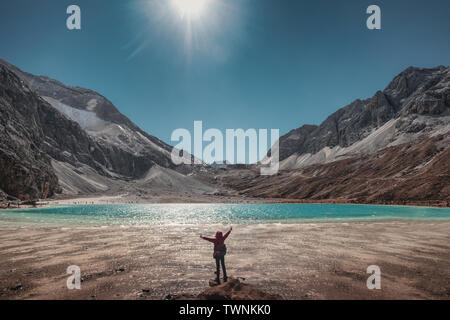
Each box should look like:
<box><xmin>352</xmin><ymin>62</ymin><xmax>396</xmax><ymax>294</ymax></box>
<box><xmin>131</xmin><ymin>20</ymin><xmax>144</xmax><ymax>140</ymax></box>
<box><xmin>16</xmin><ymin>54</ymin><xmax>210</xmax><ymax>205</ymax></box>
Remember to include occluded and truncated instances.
<box><xmin>172</xmin><ymin>0</ymin><xmax>210</xmax><ymax>18</ymax></box>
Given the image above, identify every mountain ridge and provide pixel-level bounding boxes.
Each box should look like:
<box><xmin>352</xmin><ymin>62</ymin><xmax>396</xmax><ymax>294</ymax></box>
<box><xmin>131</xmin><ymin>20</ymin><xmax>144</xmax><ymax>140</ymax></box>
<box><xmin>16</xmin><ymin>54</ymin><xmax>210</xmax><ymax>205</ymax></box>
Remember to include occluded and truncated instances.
<box><xmin>0</xmin><ymin>59</ymin><xmax>448</xmax><ymax>204</ymax></box>
<box><xmin>0</xmin><ymin>59</ymin><xmax>211</xmax><ymax>200</ymax></box>
<box><xmin>274</xmin><ymin>65</ymin><xmax>450</xmax><ymax>169</ymax></box>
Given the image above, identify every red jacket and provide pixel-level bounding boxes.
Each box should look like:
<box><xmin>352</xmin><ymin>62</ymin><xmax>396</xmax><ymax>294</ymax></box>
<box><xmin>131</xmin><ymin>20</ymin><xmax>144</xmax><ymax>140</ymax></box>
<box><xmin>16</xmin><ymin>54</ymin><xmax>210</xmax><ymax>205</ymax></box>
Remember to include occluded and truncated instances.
<box><xmin>201</xmin><ymin>229</ymin><xmax>231</xmax><ymax>252</ymax></box>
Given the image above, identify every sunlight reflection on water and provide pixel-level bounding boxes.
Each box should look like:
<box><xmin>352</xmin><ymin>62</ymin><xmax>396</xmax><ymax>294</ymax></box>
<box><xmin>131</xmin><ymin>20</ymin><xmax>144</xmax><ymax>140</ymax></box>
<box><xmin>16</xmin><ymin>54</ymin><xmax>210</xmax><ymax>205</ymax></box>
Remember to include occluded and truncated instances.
<box><xmin>1</xmin><ymin>203</ymin><xmax>450</xmax><ymax>226</ymax></box>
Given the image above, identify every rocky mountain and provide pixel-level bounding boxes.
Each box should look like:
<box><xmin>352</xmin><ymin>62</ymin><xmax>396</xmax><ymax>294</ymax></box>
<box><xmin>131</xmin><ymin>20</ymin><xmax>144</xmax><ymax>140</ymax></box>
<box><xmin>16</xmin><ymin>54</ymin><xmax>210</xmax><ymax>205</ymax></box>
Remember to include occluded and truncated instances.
<box><xmin>1</xmin><ymin>64</ymin><xmax>84</xmax><ymax>199</ymax></box>
<box><xmin>275</xmin><ymin>66</ymin><xmax>450</xmax><ymax>169</ymax></box>
<box><xmin>219</xmin><ymin>66</ymin><xmax>449</xmax><ymax>204</ymax></box>
<box><xmin>1</xmin><ymin>59</ymin><xmax>448</xmax><ymax>204</ymax></box>
<box><xmin>222</xmin><ymin>133</ymin><xmax>450</xmax><ymax>204</ymax></box>
<box><xmin>0</xmin><ymin>59</ymin><xmax>175</xmax><ymax>176</ymax></box>
<box><xmin>0</xmin><ymin>59</ymin><xmax>212</xmax><ymax>200</ymax></box>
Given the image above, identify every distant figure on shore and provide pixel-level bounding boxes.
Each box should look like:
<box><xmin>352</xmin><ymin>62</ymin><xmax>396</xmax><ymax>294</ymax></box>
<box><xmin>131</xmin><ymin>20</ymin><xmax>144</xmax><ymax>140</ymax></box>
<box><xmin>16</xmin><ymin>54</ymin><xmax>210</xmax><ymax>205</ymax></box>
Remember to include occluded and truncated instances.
<box><xmin>201</xmin><ymin>227</ymin><xmax>232</xmax><ymax>284</ymax></box>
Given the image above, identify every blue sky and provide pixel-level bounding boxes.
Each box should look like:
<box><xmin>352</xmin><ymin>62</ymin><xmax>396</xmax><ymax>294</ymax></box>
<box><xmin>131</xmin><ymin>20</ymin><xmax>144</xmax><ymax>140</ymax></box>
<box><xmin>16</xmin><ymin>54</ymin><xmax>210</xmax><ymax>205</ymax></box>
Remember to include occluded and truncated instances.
<box><xmin>1</xmin><ymin>0</ymin><xmax>450</xmax><ymax>146</ymax></box>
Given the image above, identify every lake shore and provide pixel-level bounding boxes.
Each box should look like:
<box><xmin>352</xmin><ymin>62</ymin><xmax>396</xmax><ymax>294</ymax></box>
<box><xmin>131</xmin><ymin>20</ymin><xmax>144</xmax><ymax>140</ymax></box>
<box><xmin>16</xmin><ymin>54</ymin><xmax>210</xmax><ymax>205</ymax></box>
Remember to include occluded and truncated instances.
<box><xmin>1</xmin><ymin>220</ymin><xmax>449</xmax><ymax>300</ymax></box>
<box><xmin>2</xmin><ymin>192</ymin><xmax>448</xmax><ymax>210</ymax></box>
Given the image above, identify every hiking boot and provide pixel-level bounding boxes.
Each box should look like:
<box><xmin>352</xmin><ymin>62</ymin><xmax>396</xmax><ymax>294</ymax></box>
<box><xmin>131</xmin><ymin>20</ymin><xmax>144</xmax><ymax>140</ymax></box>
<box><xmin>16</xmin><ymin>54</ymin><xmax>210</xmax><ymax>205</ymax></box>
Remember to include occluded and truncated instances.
<box><xmin>223</xmin><ymin>276</ymin><xmax>228</xmax><ymax>282</ymax></box>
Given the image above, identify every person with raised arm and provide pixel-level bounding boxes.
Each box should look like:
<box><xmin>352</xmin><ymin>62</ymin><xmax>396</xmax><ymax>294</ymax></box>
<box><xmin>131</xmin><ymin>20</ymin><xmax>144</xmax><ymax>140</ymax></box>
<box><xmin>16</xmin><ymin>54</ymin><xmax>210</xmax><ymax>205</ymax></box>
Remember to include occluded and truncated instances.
<box><xmin>200</xmin><ymin>227</ymin><xmax>232</xmax><ymax>284</ymax></box>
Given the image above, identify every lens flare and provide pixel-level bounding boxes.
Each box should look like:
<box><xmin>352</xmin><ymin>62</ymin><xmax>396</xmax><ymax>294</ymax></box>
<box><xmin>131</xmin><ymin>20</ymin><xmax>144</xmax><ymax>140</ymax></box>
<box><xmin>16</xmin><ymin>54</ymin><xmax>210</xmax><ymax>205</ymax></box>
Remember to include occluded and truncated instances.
<box><xmin>172</xmin><ymin>0</ymin><xmax>209</xmax><ymax>18</ymax></box>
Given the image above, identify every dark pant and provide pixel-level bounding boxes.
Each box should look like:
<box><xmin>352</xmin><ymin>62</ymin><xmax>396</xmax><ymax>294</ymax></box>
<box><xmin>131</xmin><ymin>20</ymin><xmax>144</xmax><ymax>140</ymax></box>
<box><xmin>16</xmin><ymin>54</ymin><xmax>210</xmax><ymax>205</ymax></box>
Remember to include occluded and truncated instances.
<box><xmin>215</xmin><ymin>256</ymin><xmax>227</xmax><ymax>281</ymax></box>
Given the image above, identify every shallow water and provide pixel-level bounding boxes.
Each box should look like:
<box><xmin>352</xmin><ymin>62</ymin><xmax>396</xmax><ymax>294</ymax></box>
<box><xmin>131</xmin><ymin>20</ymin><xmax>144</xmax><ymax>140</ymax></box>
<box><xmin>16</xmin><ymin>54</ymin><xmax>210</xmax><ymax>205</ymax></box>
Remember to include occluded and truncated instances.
<box><xmin>1</xmin><ymin>203</ymin><xmax>450</xmax><ymax>226</ymax></box>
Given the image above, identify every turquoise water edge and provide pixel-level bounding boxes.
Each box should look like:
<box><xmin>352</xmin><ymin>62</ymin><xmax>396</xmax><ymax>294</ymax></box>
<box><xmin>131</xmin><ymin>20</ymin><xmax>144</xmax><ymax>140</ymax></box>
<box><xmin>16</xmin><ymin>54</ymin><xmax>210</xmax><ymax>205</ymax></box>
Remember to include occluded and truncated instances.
<box><xmin>1</xmin><ymin>204</ymin><xmax>450</xmax><ymax>226</ymax></box>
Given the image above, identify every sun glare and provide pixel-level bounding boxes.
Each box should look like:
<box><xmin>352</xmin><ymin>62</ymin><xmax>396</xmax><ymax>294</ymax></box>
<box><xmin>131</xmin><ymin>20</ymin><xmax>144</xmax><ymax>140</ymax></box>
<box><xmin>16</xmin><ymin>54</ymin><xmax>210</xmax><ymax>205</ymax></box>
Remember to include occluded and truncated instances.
<box><xmin>172</xmin><ymin>0</ymin><xmax>209</xmax><ymax>18</ymax></box>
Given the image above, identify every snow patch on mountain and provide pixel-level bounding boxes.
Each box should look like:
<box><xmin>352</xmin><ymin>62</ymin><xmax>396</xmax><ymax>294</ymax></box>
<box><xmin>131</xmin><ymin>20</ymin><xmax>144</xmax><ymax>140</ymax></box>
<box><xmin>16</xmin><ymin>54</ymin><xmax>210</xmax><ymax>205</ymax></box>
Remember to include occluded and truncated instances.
<box><xmin>43</xmin><ymin>96</ymin><xmax>108</xmax><ymax>131</ymax></box>
<box><xmin>86</xmin><ymin>98</ymin><xmax>98</xmax><ymax>111</ymax></box>
<box><xmin>280</xmin><ymin>115</ymin><xmax>450</xmax><ymax>170</ymax></box>
<box><xmin>43</xmin><ymin>96</ymin><xmax>172</xmax><ymax>157</ymax></box>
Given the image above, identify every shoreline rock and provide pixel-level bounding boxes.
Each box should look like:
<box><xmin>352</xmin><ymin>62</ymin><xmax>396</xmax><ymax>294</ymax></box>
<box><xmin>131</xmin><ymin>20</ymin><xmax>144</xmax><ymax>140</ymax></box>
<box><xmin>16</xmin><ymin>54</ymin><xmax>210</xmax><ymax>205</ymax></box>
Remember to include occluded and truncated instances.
<box><xmin>165</xmin><ymin>278</ymin><xmax>282</xmax><ymax>300</ymax></box>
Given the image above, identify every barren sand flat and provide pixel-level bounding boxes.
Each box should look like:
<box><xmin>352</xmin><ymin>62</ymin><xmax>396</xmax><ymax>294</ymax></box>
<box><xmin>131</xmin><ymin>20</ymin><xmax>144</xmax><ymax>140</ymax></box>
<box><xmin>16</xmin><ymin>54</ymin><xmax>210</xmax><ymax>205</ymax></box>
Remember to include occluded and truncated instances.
<box><xmin>0</xmin><ymin>221</ymin><xmax>449</xmax><ymax>300</ymax></box>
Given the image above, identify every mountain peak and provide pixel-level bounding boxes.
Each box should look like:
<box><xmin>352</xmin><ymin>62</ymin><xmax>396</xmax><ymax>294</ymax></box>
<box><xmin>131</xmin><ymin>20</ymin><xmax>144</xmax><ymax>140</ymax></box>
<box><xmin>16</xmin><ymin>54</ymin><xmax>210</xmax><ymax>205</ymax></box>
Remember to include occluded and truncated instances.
<box><xmin>0</xmin><ymin>59</ymin><xmax>198</xmax><ymax>200</ymax></box>
<box><xmin>277</xmin><ymin>65</ymin><xmax>450</xmax><ymax>167</ymax></box>
<box><xmin>384</xmin><ymin>65</ymin><xmax>450</xmax><ymax>105</ymax></box>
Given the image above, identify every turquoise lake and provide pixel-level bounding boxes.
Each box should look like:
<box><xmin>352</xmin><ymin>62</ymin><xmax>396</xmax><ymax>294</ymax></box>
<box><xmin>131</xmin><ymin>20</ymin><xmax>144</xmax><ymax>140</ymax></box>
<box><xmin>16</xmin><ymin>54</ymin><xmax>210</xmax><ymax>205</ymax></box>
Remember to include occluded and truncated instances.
<box><xmin>1</xmin><ymin>204</ymin><xmax>450</xmax><ymax>226</ymax></box>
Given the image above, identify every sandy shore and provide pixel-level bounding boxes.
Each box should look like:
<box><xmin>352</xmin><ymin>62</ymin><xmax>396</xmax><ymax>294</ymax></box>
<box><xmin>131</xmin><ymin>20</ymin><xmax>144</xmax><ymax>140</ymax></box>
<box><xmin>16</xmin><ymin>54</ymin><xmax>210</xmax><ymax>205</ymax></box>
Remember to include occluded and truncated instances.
<box><xmin>0</xmin><ymin>220</ymin><xmax>449</xmax><ymax>300</ymax></box>
<box><xmin>13</xmin><ymin>192</ymin><xmax>447</xmax><ymax>208</ymax></box>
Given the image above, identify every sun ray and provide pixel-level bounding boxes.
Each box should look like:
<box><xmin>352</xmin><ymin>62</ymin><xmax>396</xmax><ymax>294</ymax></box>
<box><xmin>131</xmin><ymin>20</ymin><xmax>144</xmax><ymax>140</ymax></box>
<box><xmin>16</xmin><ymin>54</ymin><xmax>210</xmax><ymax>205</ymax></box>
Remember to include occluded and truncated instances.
<box><xmin>172</xmin><ymin>0</ymin><xmax>210</xmax><ymax>19</ymax></box>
